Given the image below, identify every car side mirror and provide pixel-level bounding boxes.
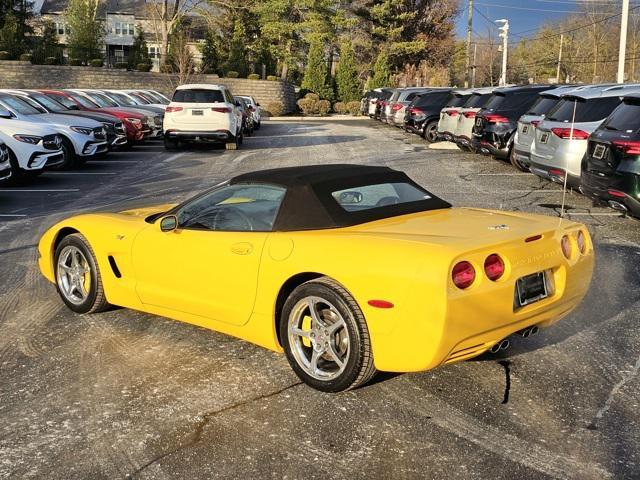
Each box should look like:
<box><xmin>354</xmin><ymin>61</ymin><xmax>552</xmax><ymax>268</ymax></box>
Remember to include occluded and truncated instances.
<box><xmin>339</xmin><ymin>191</ymin><xmax>363</xmax><ymax>204</ymax></box>
<box><xmin>160</xmin><ymin>215</ymin><xmax>178</xmax><ymax>232</ymax></box>
<box><xmin>68</xmin><ymin>104</ymin><xmax>79</xmax><ymax>110</ymax></box>
<box><xmin>0</xmin><ymin>109</ymin><xmax>13</xmax><ymax>119</ymax></box>
<box><xmin>234</xmin><ymin>100</ymin><xmax>241</xmax><ymax>107</ymax></box>
<box><xmin>256</xmin><ymin>103</ymin><xmax>260</xmax><ymax>107</ymax></box>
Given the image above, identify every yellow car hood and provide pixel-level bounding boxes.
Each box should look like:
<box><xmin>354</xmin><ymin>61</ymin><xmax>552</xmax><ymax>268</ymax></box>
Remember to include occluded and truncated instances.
<box><xmin>118</xmin><ymin>203</ymin><xmax>176</xmax><ymax>218</ymax></box>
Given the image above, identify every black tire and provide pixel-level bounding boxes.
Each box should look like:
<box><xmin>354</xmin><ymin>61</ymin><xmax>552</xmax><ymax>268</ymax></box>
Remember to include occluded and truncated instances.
<box><xmin>279</xmin><ymin>277</ymin><xmax>377</xmax><ymax>392</ymax></box>
<box><xmin>54</xmin><ymin>233</ymin><xmax>111</xmax><ymax>314</ymax></box>
<box><xmin>164</xmin><ymin>136</ymin><xmax>179</xmax><ymax>150</ymax></box>
<box><xmin>423</xmin><ymin>121</ymin><xmax>439</xmax><ymax>143</ymax></box>
<box><xmin>509</xmin><ymin>144</ymin><xmax>529</xmax><ymax>171</ymax></box>
<box><xmin>255</xmin><ymin>120</ymin><xmax>261</xmax><ymax>130</ymax></box>
<box><xmin>50</xmin><ymin>137</ymin><xmax>76</xmax><ymax>170</ymax></box>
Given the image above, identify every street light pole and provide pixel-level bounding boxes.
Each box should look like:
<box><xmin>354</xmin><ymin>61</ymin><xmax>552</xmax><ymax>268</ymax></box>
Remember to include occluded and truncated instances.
<box><xmin>496</xmin><ymin>19</ymin><xmax>509</xmax><ymax>86</ymax></box>
<box><xmin>464</xmin><ymin>0</ymin><xmax>474</xmax><ymax>88</ymax></box>
<box><xmin>617</xmin><ymin>0</ymin><xmax>630</xmax><ymax>83</ymax></box>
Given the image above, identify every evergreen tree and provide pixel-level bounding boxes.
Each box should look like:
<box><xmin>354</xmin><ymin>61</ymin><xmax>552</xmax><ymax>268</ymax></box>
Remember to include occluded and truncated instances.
<box><xmin>64</xmin><ymin>0</ymin><xmax>103</xmax><ymax>63</ymax></box>
<box><xmin>225</xmin><ymin>19</ymin><xmax>248</xmax><ymax>76</ymax></box>
<box><xmin>335</xmin><ymin>40</ymin><xmax>361</xmax><ymax>102</ymax></box>
<box><xmin>129</xmin><ymin>26</ymin><xmax>150</xmax><ymax>67</ymax></box>
<box><xmin>367</xmin><ymin>50</ymin><xmax>392</xmax><ymax>89</ymax></box>
<box><xmin>301</xmin><ymin>36</ymin><xmax>331</xmax><ymax>99</ymax></box>
<box><xmin>200</xmin><ymin>30</ymin><xmax>219</xmax><ymax>74</ymax></box>
<box><xmin>32</xmin><ymin>20</ymin><xmax>60</xmax><ymax>64</ymax></box>
<box><xmin>0</xmin><ymin>12</ymin><xmax>22</xmax><ymax>57</ymax></box>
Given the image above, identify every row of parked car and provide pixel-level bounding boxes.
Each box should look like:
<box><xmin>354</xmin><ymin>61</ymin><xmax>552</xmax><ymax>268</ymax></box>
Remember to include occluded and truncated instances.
<box><xmin>362</xmin><ymin>83</ymin><xmax>640</xmax><ymax>219</ymax></box>
<box><xmin>0</xmin><ymin>85</ymin><xmax>262</xmax><ymax>183</ymax></box>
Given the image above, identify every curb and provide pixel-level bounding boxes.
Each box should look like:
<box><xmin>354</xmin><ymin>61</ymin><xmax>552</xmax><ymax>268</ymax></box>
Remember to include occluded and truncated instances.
<box><xmin>264</xmin><ymin>115</ymin><xmax>369</xmax><ymax>121</ymax></box>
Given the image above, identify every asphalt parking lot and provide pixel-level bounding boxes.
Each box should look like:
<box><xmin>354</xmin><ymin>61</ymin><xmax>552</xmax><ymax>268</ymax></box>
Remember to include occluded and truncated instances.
<box><xmin>1</xmin><ymin>120</ymin><xmax>639</xmax><ymax>479</ymax></box>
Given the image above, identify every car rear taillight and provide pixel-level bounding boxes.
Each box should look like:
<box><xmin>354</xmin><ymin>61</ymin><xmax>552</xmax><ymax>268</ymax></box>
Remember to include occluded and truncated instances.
<box><xmin>452</xmin><ymin>261</ymin><xmax>476</xmax><ymax>289</ymax></box>
<box><xmin>561</xmin><ymin>235</ymin><xmax>572</xmax><ymax>259</ymax></box>
<box><xmin>530</xmin><ymin>120</ymin><xmax>541</xmax><ymax>127</ymax></box>
<box><xmin>549</xmin><ymin>168</ymin><xmax>565</xmax><ymax>178</ymax></box>
<box><xmin>409</xmin><ymin>107</ymin><xmax>423</xmax><ymax>115</ymax></box>
<box><xmin>484</xmin><ymin>114</ymin><xmax>509</xmax><ymax>124</ymax></box>
<box><xmin>446</xmin><ymin>110</ymin><xmax>459</xmax><ymax>117</ymax></box>
<box><xmin>550</xmin><ymin>128</ymin><xmax>589</xmax><ymax>140</ymax></box>
<box><xmin>212</xmin><ymin>107</ymin><xmax>231</xmax><ymax>113</ymax></box>
<box><xmin>612</xmin><ymin>140</ymin><xmax>640</xmax><ymax>155</ymax></box>
<box><xmin>463</xmin><ymin>111</ymin><xmax>476</xmax><ymax>119</ymax></box>
<box><xmin>607</xmin><ymin>189</ymin><xmax>626</xmax><ymax>198</ymax></box>
<box><xmin>484</xmin><ymin>254</ymin><xmax>505</xmax><ymax>281</ymax></box>
<box><xmin>165</xmin><ymin>106</ymin><xmax>183</xmax><ymax>113</ymax></box>
<box><xmin>391</xmin><ymin>103</ymin><xmax>403</xmax><ymax>111</ymax></box>
<box><xmin>577</xmin><ymin>230</ymin><xmax>587</xmax><ymax>254</ymax></box>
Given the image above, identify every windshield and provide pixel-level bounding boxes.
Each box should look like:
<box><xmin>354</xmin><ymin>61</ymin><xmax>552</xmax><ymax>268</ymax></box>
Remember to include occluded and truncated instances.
<box><xmin>546</xmin><ymin>97</ymin><xmax>621</xmax><ymax>123</ymax></box>
<box><xmin>526</xmin><ymin>96</ymin><xmax>559</xmax><ymax>115</ymax></box>
<box><xmin>67</xmin><ymin>92</ymin><xmax>99</xmax><ymax>108</ymax></box>
<box><xmin>45</xmin><ymin>93</ymin><xmax>78</xmax><ymax>109</ymax></box>
<box><xmin>84</xmin><ymin>92</ymin><xmax>117</xmax><ymax>108</ymax></box>
<box><xmin>28</xmin><ymin>93</ymin><xmax>67</xmax><ymax>112</ymax></box>
<box><xmin>445</xmin><ymin>94</ymin><xmax>470</xmax><ymax>108</ymax></box>
<box><xmin>107</xmin><ymin>92</ymin><xmax>138</xmax><ymax>106</ymax></box>
<box><xmin>129</xmin><ymin>92</ymin><xmax>151</xmax><ymax>104</ymax></box>
<box><xmin>172</xmin><ymin>89</ymin><xmax>225</xmax><ymax>103</ymax></box>
<box><xmin>0</xmin><ymin>93</ymin><xmax>42</xmax><ymax>115</ymax></box>
<box><xmin>464</xmin><ymin>93</ymin><xmax>490</xmax><ymax>108</ymax></box>
<box><xmin>601</xmin><ymin>101</ymin><xmax>640</xmax><ymax>132</ymax></box>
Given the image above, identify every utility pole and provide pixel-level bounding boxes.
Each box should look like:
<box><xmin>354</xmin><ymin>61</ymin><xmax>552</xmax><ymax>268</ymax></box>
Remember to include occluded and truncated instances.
<box><xmin>471</xmin><ymin>43</ymin><xmax>478</xmax><ymax>88</ymax></box>
<box><xmin>617</xmin><ymin>0</ymin><xmax>630</xmax><ymax>83</ymax></box>
<box><xmin>464</xmin><ymin>0</ymin><xmax>474</xmax><ymax>88</ymax></box>
<box><xmin>556</xmin><ymin>34</ymin><xmax>564</xmax><ymax>84</ymax></box>
<box><xmin>496</xmin><ymin>19</ymin><xmax>509</xmax><ymax>86</ymax></box>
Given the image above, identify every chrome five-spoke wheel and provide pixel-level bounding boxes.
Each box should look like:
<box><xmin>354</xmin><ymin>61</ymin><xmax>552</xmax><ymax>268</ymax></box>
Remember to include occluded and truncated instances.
<box><xmin>57</xmin><ymin>245</ymin><xmax>91</xmax><ymax>305</ymax></box>
<box><xmin>288</xmin><ymin>296</ymin><xmax>350</xmax><ymax>381</ymax></box>
<box><xmin>280</xmin><ymin>277</ymin><xmax>377</xmax><ymax>392</ymax></box>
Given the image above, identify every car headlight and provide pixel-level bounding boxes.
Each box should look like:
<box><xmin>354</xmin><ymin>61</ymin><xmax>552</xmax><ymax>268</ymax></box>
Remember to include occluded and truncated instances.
<box><xmin>126</xmin><ymin>117</ymin><xmax>142</xmax><ymax>128</ymax></box>
<box><xmin>70</xmin><ymin>126</ymin><xmax>93</xmax><ymax>135</ymax></box>
<box><xmin>13</xmin><ymin>134</ymin><xmax>42</xmax><ymax>144</ymax></box>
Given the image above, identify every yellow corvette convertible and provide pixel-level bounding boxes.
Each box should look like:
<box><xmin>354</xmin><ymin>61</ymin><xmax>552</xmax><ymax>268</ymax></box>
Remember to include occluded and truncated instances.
<box><xmin>38</xmin><ymin>164</ymin><xmax>594</xmax><ymax>391</ymax></box>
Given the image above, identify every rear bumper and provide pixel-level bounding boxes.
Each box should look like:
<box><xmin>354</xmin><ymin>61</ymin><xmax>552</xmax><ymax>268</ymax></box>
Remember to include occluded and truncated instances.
<box><xmin>529</xmin><ymin>158</ymin><xmax>581</xmax><ymax>189</ymax></box>
<box><xmin>513</xmin><ymin>147</ymin><xmax>532</xmax><ymax>167</ymax></box>
<box><xmin>165</xmin><ymin>130</ymin><xmax>233</xmax><ymax>141</ymax></box>
<box><xmin>581</xmin><ymin>172</ymin><xmax>640</xmax><ymax>217</ymax></box>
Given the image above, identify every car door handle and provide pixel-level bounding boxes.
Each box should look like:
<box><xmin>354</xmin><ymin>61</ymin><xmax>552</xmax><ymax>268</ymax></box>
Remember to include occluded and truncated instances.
<box><xmin>231</xmin><ymin>242</ymin><xmax>253</xmax><ymax>255</ymax></box>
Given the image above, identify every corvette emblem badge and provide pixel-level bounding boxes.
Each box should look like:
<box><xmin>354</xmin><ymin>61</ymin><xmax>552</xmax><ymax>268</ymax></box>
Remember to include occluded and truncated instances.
<box><xmin>488</xmin><ymin>224</ymin><xmax>509</xmax><ymax>230</ymax></box>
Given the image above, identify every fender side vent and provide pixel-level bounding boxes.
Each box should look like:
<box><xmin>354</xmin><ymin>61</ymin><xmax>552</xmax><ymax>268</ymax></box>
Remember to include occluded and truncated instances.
<box><xmin>108</xmin><ymin>255</ymin><xmax>122</xmax><ymax>278</ymax></box>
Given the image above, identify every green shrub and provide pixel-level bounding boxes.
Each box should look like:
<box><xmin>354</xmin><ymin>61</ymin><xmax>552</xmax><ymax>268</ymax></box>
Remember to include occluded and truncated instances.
<box><xmin>69</xmin><ymin>58</ymin><xmax>82</xmax><ymax>66</ymax></box>
<box><xmin>305</xmin><ymin>93</ymin><xmax>320</xmax><ymax>103</ymax></box>
<box><xmin>333</xmin><ymin>102</ymin><xmax>347</xmax><ymax>114</ymax></box>
<box><xmin>159</xmin><ymin>64</ymin><xmax>173</xmax><ymax>73</ymax></box>
<box><xmin>115</xmin><ymin>61</ymin><xmax>128</xmax><ymax>69</ymax></box>
<box><xmin>19</xmin><ymin>53</ymin><xmax>32</xmax><ymax>62</ymax></box>
<box><xmin>226</xmin><ymin>70</ymin><xmax>239</xmax><ymax>78</ymax></box>
<box><xmin>297</xmin><ymin>97</ymin><xmax>315</xmax><ymax>115</ymax></box>
<box><xmin>89</xmin><ymin>58</ymin><xmax>103</xmax><ymax>67</ymax></box>
<box><xmin>0</xmin><ymin>51</ymin><xmax>10</xmax><ymax>60</ymax></box>
<box><xmin>247</xmin><ymin>73</ymin><xmax>260</xmax><ymax>80</ymax></box>
<box><xmin>266</xmin><ymin>75</ymin><xmax>277</xmax><ymax>81</ymax></box>
<box><xmin>44</xmin><ymin>56</ymin><xmax>57</xmax><ymax>65</ymax></box>
<box><xmin>346</xmin><ymin>101</ymin><xmax>361</xmax><ymax>116</ymax></box>
<box><xmin>137</xmin><ymin>63</ymin><xmax>152</xmax><ymax>72</ymax></box>
<box><xmin>317</xmin><ymin>99</ymin><xmax>330</xmax><ymax>116</ymax></box>
<box><xmin>265</xmin><ymin>101</ymin><xmax>284</xmax><ymax>117</ymax></box>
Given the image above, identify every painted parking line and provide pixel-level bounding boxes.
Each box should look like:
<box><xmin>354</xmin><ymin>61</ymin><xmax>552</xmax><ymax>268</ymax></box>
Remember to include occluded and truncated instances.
<box><xmin>564</xmin><ymin>212</ymin><xmax>623</xmax><ymax>217</ymax></box>
<box><xmin>0</xmin><ymin>214</ymin><xmax>27</xmax><ymax>217</ymax></box>
<box><xmin>90</xmin><ymin>160</ymin><xmax>139</xmax><ymax>164</ymax></box>
<box><xmin>45</xmin><ymin>172</ymin><xmax>117</xmax><ymax>175</ymax></box>
<box><xmin>476</xmin><ymin>173</ymin><xmax>531</xmax><ymax>176</ymax></box>
<box><xmin>0</xmin><ymin>188</ymin><xmax>80</xmax><ymax>192</ymax></box>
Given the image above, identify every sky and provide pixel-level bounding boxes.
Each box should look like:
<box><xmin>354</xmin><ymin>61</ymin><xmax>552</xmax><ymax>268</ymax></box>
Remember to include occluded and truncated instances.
<box><xmin>454</xmin><ymin>0</ymin><xmax>627</xmax><ymax>40</ymax></box>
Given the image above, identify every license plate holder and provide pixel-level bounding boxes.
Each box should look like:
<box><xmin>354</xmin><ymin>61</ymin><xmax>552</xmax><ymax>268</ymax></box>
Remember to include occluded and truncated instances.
<box><xmin>476</xmin><ymin>117</ymin><xmax>482</xmax><ymax>127</ymax></box>
<box><xmin>522</xmin><ymin>125</ymin><xmax>529</xmax><ymax>134</ymax></box>
<box><xmin>516</xmin><ymin>271</ymin><xmax>549</xmax><ymax>307</ymax></box>
<box><xmin>540</xmin><ymin>132</ymin><xmax>549</xmax><ymax>144</ymax></box>
<box><xmin>593</xmin><ymin>143</ymin><xmax>607</xmax><ymax>160</ymax></box>
<box><xmin>192</xmin><ymin>110</ymin><xmax>204</xmax><ymax>116</ymax></box>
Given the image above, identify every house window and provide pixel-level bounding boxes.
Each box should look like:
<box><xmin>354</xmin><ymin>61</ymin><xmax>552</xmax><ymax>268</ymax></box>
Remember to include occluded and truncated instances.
<box><xmin>114</xmin><ymin>22</ymin><xmax>135</xmax><ymax>35</ymax></box>
<box><xmin>128</xmin><ymin>24</ymin><xmax>135</xmax><ymax>35</ymax></box>
<box><xmin>115</xmin><ymin>22</ymin><xmax>121</xmax><ymax>35</ymax></box>
<box><xmin>55</xmin><ymin>22</ymin><xmax>68</xmax><ymax>35</ymax></box>
<box><xmin>148</xmin><ymin>46</ymin><xmax>158</xmax><ymax>58</ymax></box>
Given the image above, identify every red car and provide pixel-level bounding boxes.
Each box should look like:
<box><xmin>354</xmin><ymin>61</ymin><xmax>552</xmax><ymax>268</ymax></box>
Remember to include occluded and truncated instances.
<box><xmin>38</xmin><ymin>89</ymin><xmax>151</xmax><ymax>144</ymax></box>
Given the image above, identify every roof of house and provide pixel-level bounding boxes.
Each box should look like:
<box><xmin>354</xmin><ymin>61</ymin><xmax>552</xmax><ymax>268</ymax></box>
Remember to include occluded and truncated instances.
<box><xmin>41</xmin><ymin>0</ymin><xmax>146</xmax><ymax>16</ymax></box>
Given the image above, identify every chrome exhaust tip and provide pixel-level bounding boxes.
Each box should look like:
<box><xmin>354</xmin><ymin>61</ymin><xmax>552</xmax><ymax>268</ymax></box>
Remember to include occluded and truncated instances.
<box><xmin>499</xmin><ymin>339</ymin><xmax>510</xmax><ymax>351</ymax></box>
<box><xmin>608</xmin><ymin>200</ymin><xmax>628</xmax><ymax>213</ymax></box>
<box><xmin>490</xmin><ymin>339</ymin><xmax>510</xmax><ymax>353</ymax></box>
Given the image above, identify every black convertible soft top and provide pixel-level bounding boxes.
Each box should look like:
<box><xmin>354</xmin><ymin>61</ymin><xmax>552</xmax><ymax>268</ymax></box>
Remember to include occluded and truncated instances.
<box><xmin>230</xmin><ymin>164</ymin><xmax>451</xmax><ymax>231</ymax></box>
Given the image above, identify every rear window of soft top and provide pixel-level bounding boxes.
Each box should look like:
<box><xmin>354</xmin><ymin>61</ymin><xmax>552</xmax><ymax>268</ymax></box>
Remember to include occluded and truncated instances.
<box><xmin>172</xmin><ymin>88</ymin><xmax>225</xmax><ymax>103</ymax></box>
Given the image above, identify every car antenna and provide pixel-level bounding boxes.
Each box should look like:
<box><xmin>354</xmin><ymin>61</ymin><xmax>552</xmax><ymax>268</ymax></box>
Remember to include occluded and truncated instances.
<box><xmin>558</xmin><ymin>98</ymin><xmax>577</xmax><ymax>224</ymax></box>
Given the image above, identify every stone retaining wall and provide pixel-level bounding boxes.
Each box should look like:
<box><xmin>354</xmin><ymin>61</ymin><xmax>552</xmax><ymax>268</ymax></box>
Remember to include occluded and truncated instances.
<box><xmin>0</xmin><ymin>61</ymin><xmax>296</xmax><ymax>113</ymax></box>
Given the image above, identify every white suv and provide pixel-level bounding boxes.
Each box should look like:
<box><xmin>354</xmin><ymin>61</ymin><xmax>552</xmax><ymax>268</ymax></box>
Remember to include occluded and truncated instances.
<box><xmin>0</xmin><ymin>109</ymin><xmax>64</xmax><ymax>182</ymax></box>
<box><xmin>163</xmin><ymin>84</ymin><xmax>243</xmax><ymax>150</ymax></box>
